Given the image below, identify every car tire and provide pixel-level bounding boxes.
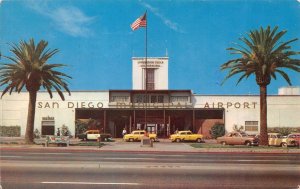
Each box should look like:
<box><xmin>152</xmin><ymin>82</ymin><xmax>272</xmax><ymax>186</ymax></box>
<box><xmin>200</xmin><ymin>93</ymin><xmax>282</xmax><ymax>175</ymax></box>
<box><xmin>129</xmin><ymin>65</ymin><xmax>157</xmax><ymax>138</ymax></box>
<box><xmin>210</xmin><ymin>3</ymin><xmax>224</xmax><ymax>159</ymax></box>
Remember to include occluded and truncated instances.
<box><xmin>196</xmin><ymin>138</ymin><xmax>202</xmax><ymax>143</ymax></box>
<box><xmin>176</xmin><ymin>138</ymin><xmax>181</xmax><ymax>143</ymax></box>
<box><xmin>129</xmin><ymin>138</ymin><xmax>134</xmax><ymax>142</ymax></box>
<box><xmin>281</xmin><ymin>142</ymin><xmax>287</xmax><ymax>148</ymax></box>
<box><xmin>150</xmin><ymin>138</ymin><xmax>155</xmax><ymax>142</ymax></box>
<box><xmin>245</xmin><ymin>141</ymin><xmax>251</xmax><ymax>146</ymax></box>
<box><xmin>221</xmin><ymin>141</ymin><xmax>226</xmax><ymax>146</ymax></box>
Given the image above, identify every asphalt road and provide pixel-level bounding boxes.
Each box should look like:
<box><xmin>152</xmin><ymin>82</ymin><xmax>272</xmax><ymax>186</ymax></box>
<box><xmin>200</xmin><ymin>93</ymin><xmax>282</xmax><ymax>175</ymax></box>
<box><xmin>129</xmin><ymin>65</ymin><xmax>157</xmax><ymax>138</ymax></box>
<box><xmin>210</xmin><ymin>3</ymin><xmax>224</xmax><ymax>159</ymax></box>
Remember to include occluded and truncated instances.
<box><xmin>1</xmin><ymin>149</ymin><xmax>300</xmax><ymax>189</ymax></box>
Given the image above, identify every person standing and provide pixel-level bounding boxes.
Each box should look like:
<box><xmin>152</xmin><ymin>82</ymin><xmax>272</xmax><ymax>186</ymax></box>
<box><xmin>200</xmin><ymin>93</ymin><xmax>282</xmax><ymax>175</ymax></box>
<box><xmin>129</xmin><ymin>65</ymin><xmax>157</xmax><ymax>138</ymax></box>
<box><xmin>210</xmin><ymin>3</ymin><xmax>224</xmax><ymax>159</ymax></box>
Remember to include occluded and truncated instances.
<box><xmin>56</xmin><ymin>128</ymin><xmax>61</xmax><ymax>136</ymax></box>
<box><xmin>122</xmin><ymin>128</ymin><xmax>127</xmax><ymax>137</ymax></box>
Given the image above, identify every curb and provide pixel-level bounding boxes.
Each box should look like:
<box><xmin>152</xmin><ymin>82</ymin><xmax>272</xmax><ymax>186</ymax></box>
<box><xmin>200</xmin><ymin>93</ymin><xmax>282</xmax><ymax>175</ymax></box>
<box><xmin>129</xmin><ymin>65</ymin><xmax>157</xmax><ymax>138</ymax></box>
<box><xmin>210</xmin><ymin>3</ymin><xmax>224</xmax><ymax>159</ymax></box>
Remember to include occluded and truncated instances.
<box><xmin>1</xmin><ymin>145</ymin><xmax>299</xmax><ymax>154</ymax></box>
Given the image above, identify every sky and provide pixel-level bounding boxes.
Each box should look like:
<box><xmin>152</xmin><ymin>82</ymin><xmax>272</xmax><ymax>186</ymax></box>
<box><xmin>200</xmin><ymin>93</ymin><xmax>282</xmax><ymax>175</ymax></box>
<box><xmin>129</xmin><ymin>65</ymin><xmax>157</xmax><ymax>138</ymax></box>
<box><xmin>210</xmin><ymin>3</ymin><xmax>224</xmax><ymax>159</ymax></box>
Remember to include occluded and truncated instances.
<box><xmin>0</xmin><ymin>0</ymin><xmax>299</xmax><ymax>95</ymax></box>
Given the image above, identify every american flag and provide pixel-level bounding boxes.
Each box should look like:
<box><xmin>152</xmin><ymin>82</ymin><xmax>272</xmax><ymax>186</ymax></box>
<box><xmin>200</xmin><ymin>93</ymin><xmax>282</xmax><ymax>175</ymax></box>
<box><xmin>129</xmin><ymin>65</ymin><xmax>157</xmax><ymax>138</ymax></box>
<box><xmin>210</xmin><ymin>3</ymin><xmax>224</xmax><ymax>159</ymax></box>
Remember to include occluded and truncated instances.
<box><xmin>130</xmin><ymin>13</ymin><xmax>147</xmax><ymax>30</ymax></box>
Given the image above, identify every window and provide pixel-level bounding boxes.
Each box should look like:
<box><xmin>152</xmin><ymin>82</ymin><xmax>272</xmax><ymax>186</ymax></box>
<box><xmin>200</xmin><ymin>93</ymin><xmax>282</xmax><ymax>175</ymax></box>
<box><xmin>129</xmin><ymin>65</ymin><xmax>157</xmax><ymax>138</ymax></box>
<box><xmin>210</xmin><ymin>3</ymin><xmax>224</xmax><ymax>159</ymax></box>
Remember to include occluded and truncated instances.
<box><xmin>245</xmin><ymin>121</ymin><xmax>258</xmax><ymax>132</ymax></box>
<box><xmin>133</xmin><ymin>94</ymin><xmax>148</xmax><ymax>103</ymax></box>
<box><xmin>170</xmin><ymin>96</ymin><xmax>189</xmax><ymax>103</ymax></box>
<box><xmin>151</xmin><ymin>95</ymin><xmax>157</xmax><ymax>103</ymax></box>
<box><xmin>41</xmin><ymin>119</ymin><xmax>55</xmax><ymax>135</ymax></box>
<box><xmin>145</xmin><ymin>68</ymin><xmax>155</xmax><ymax>90</ymax></box>
<box><xmin>134</xmin><ymin>95</ymin><xmax>143</xmax><ymax>103</ymax></box>
<box><xmin>134</xmin><ymin>94</ymin><xmax>164</xmax><ymax>103</ymax></box>
<box><xmin>110</xmin><ymin>96</ymin><xmax>129</xmax><ymax>102</ymax></box>
<box><xmin>158</xmin><ymin>95</ymin><xmax>164</xmax><ymax>103</ymax></box>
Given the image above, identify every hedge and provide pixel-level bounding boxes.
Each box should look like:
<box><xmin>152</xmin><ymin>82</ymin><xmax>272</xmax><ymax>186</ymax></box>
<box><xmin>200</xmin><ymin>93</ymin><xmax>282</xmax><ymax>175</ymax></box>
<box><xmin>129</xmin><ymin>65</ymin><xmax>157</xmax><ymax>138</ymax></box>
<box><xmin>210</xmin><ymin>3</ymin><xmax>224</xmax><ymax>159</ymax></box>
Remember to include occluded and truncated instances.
<box><xmin>0</xmin><ymin>126</ymin><xmax>21</xmax><ymax>137</ymax></box>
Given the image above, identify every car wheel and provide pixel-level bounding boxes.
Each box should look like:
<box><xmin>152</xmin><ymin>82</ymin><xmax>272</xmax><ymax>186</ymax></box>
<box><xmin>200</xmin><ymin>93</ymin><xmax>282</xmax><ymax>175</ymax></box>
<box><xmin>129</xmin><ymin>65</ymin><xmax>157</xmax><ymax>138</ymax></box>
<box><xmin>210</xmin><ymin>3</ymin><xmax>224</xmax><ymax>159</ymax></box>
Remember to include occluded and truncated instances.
<box><xmin>196</xmin><ymin>138</ymin><xmax>202</xmax><ymax>143</ymax></box>
<box><xmin>129</xmin><ymin>138</ymin><xmax>134</xmax><ymax>142</ymax></box>
<box><xmin>176</xmin><ymin>138</ymin><xmax>181</xmax><ymax>143</ymax></box>
<box><xmin>221</xmin><ymin>141</ymin><xmax>226</xmax><ymax>146</ymax></box>
<box><xmin>150</xmin><ymin>138</ymin><xmax>155</xmax><ymax>142</ymax></box>
<box><xmin>245</xmin><ymin>141</ymin><xmax>251</xmax><ymax>146</ymax></box>
<box><xmin>281</xmin><ymin>142</ymin><xmax>287</xmax><ymax>148</ymax></box>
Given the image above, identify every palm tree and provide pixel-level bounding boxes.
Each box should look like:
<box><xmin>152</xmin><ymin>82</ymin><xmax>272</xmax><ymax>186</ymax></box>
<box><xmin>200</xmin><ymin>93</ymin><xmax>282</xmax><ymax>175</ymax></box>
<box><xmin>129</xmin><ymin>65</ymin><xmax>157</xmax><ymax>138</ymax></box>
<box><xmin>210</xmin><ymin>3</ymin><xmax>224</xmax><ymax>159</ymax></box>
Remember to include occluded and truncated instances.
<box><xmin>0</xmin><ymin>39</ymin><xmax>71</xmax><ymax>144</ymax></box>
<box><xmin>221</xmin><ymin>26</ymin><xmax>300</xmax><ymax>146</ymax></box>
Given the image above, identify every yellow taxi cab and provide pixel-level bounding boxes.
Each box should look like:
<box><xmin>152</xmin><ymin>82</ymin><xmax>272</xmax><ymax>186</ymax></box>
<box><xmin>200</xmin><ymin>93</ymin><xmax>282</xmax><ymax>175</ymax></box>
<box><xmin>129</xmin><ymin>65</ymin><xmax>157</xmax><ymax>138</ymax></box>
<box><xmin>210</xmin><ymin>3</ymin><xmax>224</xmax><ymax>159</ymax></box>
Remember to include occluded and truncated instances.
<box><xmin>169</xmin><ymin>130</ymin><xmax>203</xmax><ymax>143</ymax></box>
<box><xmin>123</xmin><ymin>130</ymin><xmax>157</xmax><ymax>142</ymax></box>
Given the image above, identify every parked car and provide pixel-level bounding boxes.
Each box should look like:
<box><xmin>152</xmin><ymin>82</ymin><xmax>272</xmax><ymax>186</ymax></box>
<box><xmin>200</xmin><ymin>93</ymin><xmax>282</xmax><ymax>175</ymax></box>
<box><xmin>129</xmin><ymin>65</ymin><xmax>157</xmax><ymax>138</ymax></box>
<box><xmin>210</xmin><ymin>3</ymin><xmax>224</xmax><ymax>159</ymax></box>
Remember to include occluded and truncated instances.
<box><xmin>169</xmin><ymin>130</ymin><xmax>203</xmax><ymax>143</ymax></box>
<box><xmin>287</xmin><ymin>133</ymin><xmax>300</xmax><ymax>146</ymax></box>
<box><xmin>268</xmin><ymin>133</ymin><xmax>297</xmax><ymax>147</ymax></box>
<box><xmin>123</xmin><ymin>130</ymin><xmax>157</xmax><ymax>142</ymax></box>
<box><xmin>216</xmin><ymin>132</ymin><xmax>259</xmax><ymax>146</ymax></box>
<box><xmin>77</xmin><ymin>130</ymin><xmax>112</xmax><ymax>141</ymax></box>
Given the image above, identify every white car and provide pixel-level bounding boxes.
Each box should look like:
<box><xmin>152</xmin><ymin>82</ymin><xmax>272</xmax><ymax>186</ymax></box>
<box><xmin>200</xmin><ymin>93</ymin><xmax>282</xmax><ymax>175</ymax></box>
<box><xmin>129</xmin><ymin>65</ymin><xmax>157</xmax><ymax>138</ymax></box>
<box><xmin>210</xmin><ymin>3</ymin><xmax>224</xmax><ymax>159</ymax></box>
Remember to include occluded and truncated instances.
<box><xmin>78</xmin><ymin>130</ymin><xmax>100</xmax><ymax>140</ymax></box>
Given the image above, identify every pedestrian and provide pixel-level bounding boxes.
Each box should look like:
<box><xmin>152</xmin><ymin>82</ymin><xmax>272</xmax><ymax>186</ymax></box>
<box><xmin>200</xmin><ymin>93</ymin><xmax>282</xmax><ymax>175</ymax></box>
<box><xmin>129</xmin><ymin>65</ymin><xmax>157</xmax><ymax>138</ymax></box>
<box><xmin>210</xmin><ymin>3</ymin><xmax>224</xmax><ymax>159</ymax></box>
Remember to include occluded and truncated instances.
<box><xmin>122</xmin><ymin>128</ymin><xmax>127</xmax><ymax>137</ymax></box>
<box><xmin>56</xmin><ymin>128</ymin><xmax>61</xmax><ymax>136</ymax></box>
<box><xmin>175</xmin><ymin>129</ymin><xmax>178</xmax><ymax>134</ymax></box>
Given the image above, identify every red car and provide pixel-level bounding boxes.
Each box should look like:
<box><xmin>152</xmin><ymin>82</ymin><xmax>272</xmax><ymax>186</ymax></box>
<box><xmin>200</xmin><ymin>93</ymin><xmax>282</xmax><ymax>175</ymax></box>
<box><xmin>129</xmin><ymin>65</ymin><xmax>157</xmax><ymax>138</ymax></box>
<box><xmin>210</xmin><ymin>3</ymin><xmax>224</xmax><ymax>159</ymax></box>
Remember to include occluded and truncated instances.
<box><xmin>216</xmin><ymin>132</ymin><xmax>259</xmax><ymax>146</ymax></box>
<box><xmin>287</xmin><ymin>133</ymin><xmax>300</xmax><ymax>146</ymax></box>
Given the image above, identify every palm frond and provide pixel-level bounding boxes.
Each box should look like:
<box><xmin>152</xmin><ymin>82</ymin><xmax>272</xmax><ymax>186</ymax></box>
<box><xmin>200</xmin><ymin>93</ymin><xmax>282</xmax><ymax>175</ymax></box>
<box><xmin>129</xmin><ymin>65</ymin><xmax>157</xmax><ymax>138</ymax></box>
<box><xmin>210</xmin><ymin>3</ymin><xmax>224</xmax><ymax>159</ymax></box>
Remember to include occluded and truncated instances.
<box><xmin>221</xmin><ymin>26</ymin><xmax>300</xmax><ymax>87</ymax></box>
<box><xmin>275</xmin><ymin>69</ymin><xmax>292</xmax><ymax>85</ymax></box>
<box><xmin>0</xmin><ymin>39</ymin><xmax>71</xmax><ymax>100</ymax></box>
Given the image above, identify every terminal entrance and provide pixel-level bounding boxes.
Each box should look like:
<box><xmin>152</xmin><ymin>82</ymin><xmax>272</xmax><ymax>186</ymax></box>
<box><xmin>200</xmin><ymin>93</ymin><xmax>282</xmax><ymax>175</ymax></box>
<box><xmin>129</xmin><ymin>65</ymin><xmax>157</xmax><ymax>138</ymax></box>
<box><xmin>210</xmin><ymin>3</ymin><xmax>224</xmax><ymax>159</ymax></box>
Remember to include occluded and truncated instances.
<box><xmin>146</xmin><ymin>124</ymin><xmax>155</xmax><ymax>134</ymax></box>
<box><xmin>75</xmin><ymin>108</ymin><xmax>224</xmax><ymax>138</ymax></box>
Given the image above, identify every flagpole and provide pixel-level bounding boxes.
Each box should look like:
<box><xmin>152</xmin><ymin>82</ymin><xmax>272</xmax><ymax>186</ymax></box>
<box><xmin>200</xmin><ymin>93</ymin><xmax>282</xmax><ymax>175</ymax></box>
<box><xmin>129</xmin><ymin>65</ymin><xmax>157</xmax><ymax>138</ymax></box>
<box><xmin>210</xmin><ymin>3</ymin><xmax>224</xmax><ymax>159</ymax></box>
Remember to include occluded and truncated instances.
<box><xmin>144</xmin><ymin>10</ymin><xmax>148</xmax><ymax>131</ymax></box>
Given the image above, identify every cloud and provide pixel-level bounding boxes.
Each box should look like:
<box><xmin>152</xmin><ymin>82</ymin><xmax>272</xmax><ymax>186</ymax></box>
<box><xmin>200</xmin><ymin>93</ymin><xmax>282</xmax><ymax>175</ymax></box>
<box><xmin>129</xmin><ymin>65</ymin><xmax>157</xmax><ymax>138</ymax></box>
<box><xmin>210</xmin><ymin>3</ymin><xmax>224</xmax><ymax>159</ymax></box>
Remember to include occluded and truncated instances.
<box><xmin>50</xmin><ymin>7</ymin><xmax>95</xmax><ymax>37</ymax></box>
<box><xmin>298</xmin><ymin>0</ymin><xmax>300</xmax><ymax>3</ymax></box>
<box><xmin>27</xmin><ymin>1</ymin><xmax>95</xmax><ymax>37</ymax></box>
<box><xmin>140</xmin><ymin>2</ymin><xmax>185</xmax><ymax>33</ymax></box>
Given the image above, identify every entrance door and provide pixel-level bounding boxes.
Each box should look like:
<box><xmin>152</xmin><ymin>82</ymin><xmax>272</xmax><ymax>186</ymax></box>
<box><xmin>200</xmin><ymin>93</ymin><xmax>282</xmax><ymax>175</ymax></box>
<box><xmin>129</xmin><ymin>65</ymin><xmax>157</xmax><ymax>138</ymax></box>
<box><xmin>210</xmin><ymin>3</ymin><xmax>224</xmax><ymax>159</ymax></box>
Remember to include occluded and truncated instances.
<box><xmin>146</xmin><ymin>124</ymin><xmax>156</xmax><ymax>134</ymax></box>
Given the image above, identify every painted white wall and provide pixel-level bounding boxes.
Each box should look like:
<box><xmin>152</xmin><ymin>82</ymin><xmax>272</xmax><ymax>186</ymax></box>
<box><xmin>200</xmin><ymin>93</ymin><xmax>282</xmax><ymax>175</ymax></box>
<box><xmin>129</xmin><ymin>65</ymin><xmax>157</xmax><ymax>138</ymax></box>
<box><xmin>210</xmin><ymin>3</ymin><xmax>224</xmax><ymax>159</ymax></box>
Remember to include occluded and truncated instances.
<box><xmin>1</xmin><ymin>91</ymin><xmax>109</xmax><ymax>136</ymax></box>
<box><xmin>132</xmin><ymin>57</ymin><xmax>168</xmax><ymax>90</ymax></box>
<box><xmin>1</xmin><ymin>91</ymin><xmax>299</xmax><ymax>136</ymax></box>
<box><xmin>193</xmin><ymin>95</ymin><xmax>300</xmax><ymax>133</ymax></box>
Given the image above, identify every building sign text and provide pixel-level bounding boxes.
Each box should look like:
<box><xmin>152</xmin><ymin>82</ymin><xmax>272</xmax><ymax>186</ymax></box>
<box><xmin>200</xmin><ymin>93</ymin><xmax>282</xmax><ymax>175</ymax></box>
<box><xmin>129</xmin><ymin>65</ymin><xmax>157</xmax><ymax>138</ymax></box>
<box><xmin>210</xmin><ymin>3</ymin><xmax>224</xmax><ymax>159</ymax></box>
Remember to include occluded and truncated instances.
<box><xmin>37</xmin><ymin>101</ymin><xmax>104</xmax><ymax>109</ymax></box>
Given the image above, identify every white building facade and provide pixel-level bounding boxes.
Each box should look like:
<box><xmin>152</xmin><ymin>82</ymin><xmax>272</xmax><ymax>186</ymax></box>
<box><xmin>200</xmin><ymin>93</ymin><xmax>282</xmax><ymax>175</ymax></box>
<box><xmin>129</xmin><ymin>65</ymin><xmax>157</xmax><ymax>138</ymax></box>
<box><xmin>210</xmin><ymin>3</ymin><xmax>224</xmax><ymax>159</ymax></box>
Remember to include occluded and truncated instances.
<box><xmin>1</xmin><ymin>56</ymin><xmax>299</xmax><ymax>138</ymax></box>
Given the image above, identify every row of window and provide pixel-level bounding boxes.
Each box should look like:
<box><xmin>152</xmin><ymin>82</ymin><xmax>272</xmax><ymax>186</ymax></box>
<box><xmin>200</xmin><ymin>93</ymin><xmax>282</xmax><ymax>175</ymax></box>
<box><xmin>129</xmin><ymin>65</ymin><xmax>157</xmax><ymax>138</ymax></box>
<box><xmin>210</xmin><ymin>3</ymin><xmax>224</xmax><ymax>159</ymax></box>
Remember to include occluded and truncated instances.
<box><xmin>110</xmin><ymin>95</ymin><xmax>190</xmax><ymax>103</ymax></box>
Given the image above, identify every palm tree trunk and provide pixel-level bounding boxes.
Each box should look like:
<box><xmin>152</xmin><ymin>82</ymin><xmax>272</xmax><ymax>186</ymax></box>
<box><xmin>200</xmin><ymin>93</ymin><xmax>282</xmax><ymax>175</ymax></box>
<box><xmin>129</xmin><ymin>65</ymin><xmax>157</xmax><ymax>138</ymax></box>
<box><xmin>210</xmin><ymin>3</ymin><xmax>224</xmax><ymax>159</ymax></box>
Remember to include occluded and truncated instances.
<box><xmin>259</xmin><ymin>85</ymin><xmax>268</xmax><ymax>146</ymax></box>
<box><xmin>25</xmin><ymin>91</ymin><xmax>37</xmax><ymax>144</ymax></box>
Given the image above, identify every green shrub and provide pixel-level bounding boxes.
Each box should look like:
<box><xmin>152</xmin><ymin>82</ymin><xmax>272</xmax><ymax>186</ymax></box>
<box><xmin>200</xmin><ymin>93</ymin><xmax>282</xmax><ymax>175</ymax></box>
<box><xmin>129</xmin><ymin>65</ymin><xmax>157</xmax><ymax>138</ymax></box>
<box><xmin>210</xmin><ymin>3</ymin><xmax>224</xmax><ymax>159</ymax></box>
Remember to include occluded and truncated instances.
<box><xmin>0</xmin><ymin>126</ymin><xmax>21</xmax><ymax>137</ymax></box>
<box><xmin>75</xmin><ymin>120</ymin><xmax>88</xmax><ymax>135</ymax></box>
<box><xmin>61</xmin><ymin>124</ymin><xmax>71</xmax><ymax>136</ymax></box>
<box><xmin>210</xmin><ymin>123</ymin><xmax>225</xmax><ymax>139</ymax></box>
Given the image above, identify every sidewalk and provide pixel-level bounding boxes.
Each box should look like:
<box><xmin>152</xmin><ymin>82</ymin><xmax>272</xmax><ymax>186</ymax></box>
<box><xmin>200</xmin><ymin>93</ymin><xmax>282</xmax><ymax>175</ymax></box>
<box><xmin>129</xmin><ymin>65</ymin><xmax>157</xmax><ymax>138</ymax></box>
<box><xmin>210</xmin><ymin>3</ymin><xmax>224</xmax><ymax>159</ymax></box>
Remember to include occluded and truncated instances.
<box><xmin>1</xmin><ymin>137</ymin><xmax>299</xmax><ymax>154</ymax></box>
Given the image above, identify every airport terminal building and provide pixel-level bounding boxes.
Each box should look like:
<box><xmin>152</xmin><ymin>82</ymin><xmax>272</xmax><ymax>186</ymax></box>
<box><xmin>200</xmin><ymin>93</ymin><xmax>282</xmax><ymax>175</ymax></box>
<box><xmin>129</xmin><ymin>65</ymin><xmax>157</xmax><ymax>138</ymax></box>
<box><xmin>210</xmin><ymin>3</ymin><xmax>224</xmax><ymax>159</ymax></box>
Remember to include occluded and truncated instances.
<box><xmin>1</xmin><ymin>57</ymin><xmax>300</xmax><ymax>138</ymax></box>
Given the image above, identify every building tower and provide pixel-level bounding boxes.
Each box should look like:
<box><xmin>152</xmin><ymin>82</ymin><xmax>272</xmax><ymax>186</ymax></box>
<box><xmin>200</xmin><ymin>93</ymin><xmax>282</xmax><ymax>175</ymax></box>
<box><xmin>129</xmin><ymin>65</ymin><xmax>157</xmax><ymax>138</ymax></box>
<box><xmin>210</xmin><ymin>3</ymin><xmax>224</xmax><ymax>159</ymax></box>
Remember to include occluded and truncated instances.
<box><xmin>132</xmin><ymin>57</ymin><xmax>169</xmax><ymax>90</ymax></box>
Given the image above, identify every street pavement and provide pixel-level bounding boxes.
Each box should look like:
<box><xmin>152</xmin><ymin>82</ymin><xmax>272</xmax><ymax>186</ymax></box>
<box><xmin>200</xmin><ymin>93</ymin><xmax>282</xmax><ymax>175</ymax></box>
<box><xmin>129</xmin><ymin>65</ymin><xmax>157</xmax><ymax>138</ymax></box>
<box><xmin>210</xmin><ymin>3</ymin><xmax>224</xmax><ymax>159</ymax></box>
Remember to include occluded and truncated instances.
<box><xmin>1</xmin><ymin>137</ymin><xmax>300</xmax><ymax>189</ymax></box>
<box><xmin>1</xmin><ymin>149</ymin><xmax>300</xmax><ymax>189</ymax></box>
<box><xmin>1</xmin><ymin>137</ymin><xmax>300</xmax><ymax>153</ymax></box>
